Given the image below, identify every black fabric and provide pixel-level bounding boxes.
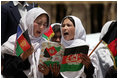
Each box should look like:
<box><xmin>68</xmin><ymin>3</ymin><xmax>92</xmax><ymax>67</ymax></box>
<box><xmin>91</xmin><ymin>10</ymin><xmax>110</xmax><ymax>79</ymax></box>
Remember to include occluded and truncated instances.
<box><xmin>23</xmin><ymin>29</ymin><xmax>31</xmax><ymax>45</ymax></box>
<box><xmin>102</xmin><ymin>21</ymin><xmax>117</xmax><ymax>44</ymax></box>
<box><xmin>1</xmin><ymin>1</ymin><xmax>33</xmax><ymax>45</ymax></box>
<box><xmin>2</xmin><ymin>54</ymin><xmax>30</xmax><ymax>78</ymax></box>
<box><xmin>44</xmin><ymin>71</ymin><xmax>63</xmax><ymax>78</ymax></box>
<box><xmin>105</xmin><ymin>66</ymin><xmax>117</xmax><ymax>78</ymax></box>
<box><xmin>64</xmin><ymin>45</ymin><xmax>89</xmax><ymax>56</ymax></box>
<box><xmin>84</xmin><ymin>63</ymin><xmax>94</xmax><ymax>78</ymax></box>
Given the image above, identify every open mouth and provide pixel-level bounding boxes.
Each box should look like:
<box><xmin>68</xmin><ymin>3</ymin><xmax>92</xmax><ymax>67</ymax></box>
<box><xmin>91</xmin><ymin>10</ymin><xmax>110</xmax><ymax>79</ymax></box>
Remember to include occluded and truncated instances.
<box><xmin>64</xmin><ymin>32</ymin><xmax>69</xmax><ymax>36</ymax></box>
<box><xmin>36</xmin><ymin>31</ymin><xmax>41</xmax><ymax>34</ymax></box>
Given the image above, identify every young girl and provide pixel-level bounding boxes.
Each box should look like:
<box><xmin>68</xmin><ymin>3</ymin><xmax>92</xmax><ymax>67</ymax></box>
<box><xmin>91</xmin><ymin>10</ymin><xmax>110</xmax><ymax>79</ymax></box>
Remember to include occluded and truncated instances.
<box><xmin>1</xmin><ymin>7</ymin><xmax>50</xmax><ymax>78</ymax></box>
<box><xmin>60</xmin><ymin>16</ymin><xmax>102</xmax><ymax>78</ymax></box>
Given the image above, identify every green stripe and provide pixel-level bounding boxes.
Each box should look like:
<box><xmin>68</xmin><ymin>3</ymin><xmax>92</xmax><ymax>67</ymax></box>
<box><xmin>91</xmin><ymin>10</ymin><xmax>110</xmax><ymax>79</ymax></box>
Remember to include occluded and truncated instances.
<box><xmin>44</xmin><ymin>61</ymin><xmax>59</xmax><ymax>67</ymax></box>
<box><xmin>55</xmin><ymin>46</ymin><xmax>61</xmax><ymax>52</ymax></box>
<box><xmin>16</xmin><ymin>41</ymin><xmax>24</xmax><ymax>56</ymax></box>
<box><xmin>42</xmin><ymin>34</ymin><xmax>48</xmax><ymax>40</ymax></box>
<box><xmin>60</xmin><ymin>63</ymin><xmax>83</xmax><ymax>72</ymax></box>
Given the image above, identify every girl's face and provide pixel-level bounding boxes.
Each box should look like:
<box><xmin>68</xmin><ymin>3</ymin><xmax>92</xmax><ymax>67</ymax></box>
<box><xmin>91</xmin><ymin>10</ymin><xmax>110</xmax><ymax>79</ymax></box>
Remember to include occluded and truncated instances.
<box><xmin>62</xmin><ymin>18</ymin><xmax>75</xmax><ymax>41</ymax></box>
<box><xmin>33</xmin><ymin>14</ymin><xmax>48</xmax><ymax>37</ymax></box>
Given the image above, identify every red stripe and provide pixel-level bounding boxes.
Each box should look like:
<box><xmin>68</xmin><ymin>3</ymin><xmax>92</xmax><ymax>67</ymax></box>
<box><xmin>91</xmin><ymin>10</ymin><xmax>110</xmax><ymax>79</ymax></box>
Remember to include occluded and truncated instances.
<box><xmin>17</xmin><ymin>34</ymin><xmax>31</xmax><ymax>52</ymax></box>
<box><xmin>62</xmin><ymin>54</ymin><xmax>82</xmax><ymax>64</ymax></box>
<box><xmin>44</xmin><ymin>26</ymin><xmax>54</xmax><ymax>37</ymax></box>
<box><xmin>108</xmin><ymin>38</ymin><xmax>117</xmax><ymax>56</ymax></box>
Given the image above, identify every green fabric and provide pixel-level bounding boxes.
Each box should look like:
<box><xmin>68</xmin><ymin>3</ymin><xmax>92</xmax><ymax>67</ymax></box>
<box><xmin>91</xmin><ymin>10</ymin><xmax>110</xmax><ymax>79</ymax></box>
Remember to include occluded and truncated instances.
<box><xmin>16</xmin><ymin>41</ymin><xmax>24</xmax><ymax>56</ymax></box>
<box><xmin>60</xmin><ymin>63</ymin><xmax>83</xmax><ymax>72</ymax></box>
<box><xmin>42</xmin><ymin>34</ymin><xmax>48</xmax><ymax>40</ymax></box>
<box><xmin>44</xmin><ymin>61</ymin><xmax>59</xmax><ymax>67</ymax></box>
<box><xmin>55</xmin><ymin>46</ymin><xmax>61</xmax><ymax>52</ymax></box>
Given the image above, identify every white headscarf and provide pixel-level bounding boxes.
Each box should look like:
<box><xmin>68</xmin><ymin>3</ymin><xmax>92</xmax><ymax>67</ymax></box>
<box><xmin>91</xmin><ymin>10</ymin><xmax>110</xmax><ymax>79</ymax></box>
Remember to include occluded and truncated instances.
<box><xmin>51</xmin><ymin>23</ymin><xmax>61</xmax><ymax>28</ymax></box>
<box><xmin>60</xmin><ymin>16</ymin><xmax>88</xmax><ymax>78</ymax></box>
<box><xmin>99</xmin><ymin>21</ymin><xmax>113</xmax><ymax>40</ymax></box>
<box><xmin>61</xmin><ymin>16</ymin><xmax>86</xmax><ymax>48</ymax></box>
<box><xmin>20</xmin><ymin>7</ymin><xmax>50</xmax><ymax>78</ymax></box>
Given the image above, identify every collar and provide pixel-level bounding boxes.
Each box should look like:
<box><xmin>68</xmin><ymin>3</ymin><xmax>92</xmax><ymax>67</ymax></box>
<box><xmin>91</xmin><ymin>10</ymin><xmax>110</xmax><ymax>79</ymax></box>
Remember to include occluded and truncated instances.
<box><xmin>13</xmin><ymin>1</ymin><xmax>29</xmax><ymax>7</ymax></box>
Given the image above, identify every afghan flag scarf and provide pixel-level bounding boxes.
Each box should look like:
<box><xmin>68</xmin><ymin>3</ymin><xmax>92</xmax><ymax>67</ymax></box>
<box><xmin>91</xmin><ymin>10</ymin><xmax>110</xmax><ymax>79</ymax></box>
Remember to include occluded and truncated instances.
<box><xmin>102</xmin><ymin>21</ymin><xmax>117</xmax><ymax>69</ymax></box>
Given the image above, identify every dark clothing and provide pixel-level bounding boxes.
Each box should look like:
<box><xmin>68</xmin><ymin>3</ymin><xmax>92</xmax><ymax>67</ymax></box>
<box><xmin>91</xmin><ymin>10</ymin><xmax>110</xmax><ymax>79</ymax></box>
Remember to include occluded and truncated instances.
<box><xmin>44</xmin><ymin>71</ymin><xmax>63</xmax><ymax>78</ymax></box>
<box><xmin>1</xmin><ymin>1</ymin><xmax>33</xmax><ymax>45</ymax></box>
<box><xmin>105</xmin><ymin>66</ymin><xmax>117</xmax><ymax>78</ymax></box>
<box><xmin>2</xmin><ymin>54</ymin><xmax>30</xmax><ymax>78</ymax></box>
<box><xmin>84</xmin><ymin>63</ymin><xmax>94</xmax><ymax>78</ymax></box>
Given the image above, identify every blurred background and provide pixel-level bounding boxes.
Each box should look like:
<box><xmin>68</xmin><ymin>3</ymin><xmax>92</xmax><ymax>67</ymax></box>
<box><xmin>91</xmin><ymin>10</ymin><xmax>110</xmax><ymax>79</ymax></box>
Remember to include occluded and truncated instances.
<box><xmin>1</xmin><ymin>1</ymin><xmax>117</xmax><ymax>34</ymax></box>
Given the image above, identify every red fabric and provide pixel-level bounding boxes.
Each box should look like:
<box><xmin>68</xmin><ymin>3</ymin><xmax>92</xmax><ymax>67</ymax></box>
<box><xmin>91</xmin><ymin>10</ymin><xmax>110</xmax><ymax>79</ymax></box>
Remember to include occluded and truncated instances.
<box><xmin>44</xmin><ymin>25</ymin><xmax>53</xmax><ymax>37</ymax></box>
<box><xmin>46</xmin><ymin>47</ymin><xmax>57</xmax><ymax>56</ymax></box>
<box><xmin>62</xmin><ymin>54</ymin><xmax>82</xmax><ymax>64</ymax></box>
<box><xmin>108</xmin><ymin>38</ymin><xmax>117</xmax><ymax>56</ymax></box>
<box><xmin>17</xmin><ymin>34</ymin><xmax>31</xmax><ymax>52</ymax></box>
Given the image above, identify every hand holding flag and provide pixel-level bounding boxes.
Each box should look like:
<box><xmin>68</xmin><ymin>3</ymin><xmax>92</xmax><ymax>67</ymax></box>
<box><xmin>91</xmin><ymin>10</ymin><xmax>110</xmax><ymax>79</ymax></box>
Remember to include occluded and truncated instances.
<box><xmin>20</xmin><ymin>45</ymin><xmax>34</xmax><ymax>61</ymax></box>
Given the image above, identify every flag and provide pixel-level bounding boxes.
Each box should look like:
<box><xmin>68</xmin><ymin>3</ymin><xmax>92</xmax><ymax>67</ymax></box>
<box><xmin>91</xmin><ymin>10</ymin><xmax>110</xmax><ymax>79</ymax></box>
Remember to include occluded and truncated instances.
<box><xmin>42</xmin><ymin>25</ymin><xmax>55</xmax><ymax>40</ymax></box>
<box><xmin>44</xmin><ymin>46</ymin><xmax>61</xmax><ymax>57</ymax></box>
<box><xmin>60</xmin><ymin>45</ymin><xmax>89</xmax><ymax>72</ymax></box>
<box><xmin>102</xmin><ymin>21</ymin><xmax>117</xmax><ymax>69</ymax></box>
<box><xmin>15</xmin><ymin>25</ymin><xmax>31</xmax><ymax>56</ymax></box>
<box><xmin>43</xmin><ymin>46</ymin><xmax>61</xmax><ymax>66</ymax></box>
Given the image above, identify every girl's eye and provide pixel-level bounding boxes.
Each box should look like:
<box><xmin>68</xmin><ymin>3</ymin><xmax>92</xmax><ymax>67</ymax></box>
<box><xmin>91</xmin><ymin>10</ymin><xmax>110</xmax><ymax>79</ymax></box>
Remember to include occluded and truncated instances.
<box><xmin>67</xmin><ymin>24</ymin><xmax>71</xmax><ymax>27</ymax></box>
<box><xmin>43</xmin><ymin>24</ymin><xmax>47</xmax><ymax>27</ymax></box>
<box><xmin>36</xmin><ymin>22</ymin><xmax>42</xmax><ymax>25</ymax></box>
<box><xmin>62</xmin><ymin>24</ymin><xmax>65</xmax><ymax>27</ymax></box>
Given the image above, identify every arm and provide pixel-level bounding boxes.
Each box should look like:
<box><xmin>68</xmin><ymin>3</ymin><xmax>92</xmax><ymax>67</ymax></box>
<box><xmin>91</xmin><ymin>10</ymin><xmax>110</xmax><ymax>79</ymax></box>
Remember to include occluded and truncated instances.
<box><xmin>80</xmin><ymin>53</ymin><xmax>94</xmax><ymax>78</ymax></box>
<box><xmin>1</xmin><ymin>5</ymin><xmax>8</xmax><ymax>44</ymax></box>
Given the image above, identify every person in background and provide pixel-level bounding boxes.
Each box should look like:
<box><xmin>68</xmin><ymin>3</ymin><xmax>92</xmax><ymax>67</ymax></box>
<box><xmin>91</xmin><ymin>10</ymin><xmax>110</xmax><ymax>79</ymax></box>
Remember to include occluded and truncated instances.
<box><xmin>60</xmin><ymin>15</ymin><xmax>102</xmax><ymax>78</ymax></box>
<box><xmin>95</xmin><ymin>20</ymin><xmax>116</xmax><ymax>78</ymax></box>
<box><xmin>38</xmin><ymin>23</ymin><xmax>62</xmax><ymax>78</ymax></box>
<box><xmin>1</xmin><ymin>1</ymin><xmax>33</xmax><ymax>44</ymax></box>
<box><xmin>51</xmin><ymin>23</ymin><xmax>61</xmax><ymax>43</ymax></box>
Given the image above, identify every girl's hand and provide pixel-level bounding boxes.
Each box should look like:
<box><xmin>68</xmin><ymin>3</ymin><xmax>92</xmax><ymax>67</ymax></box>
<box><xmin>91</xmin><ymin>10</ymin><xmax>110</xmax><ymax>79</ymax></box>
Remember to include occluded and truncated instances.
<box><xmin>50</xmin><ymin>63</ymin><xmax>60</xmax><ymax>77</ymax></box>
<box><xmin>38</xmin><ymin>63</ymin><xmax>50</xmax><ymax>76</ymax></box>
<box><xmin>20</xmin><ymin>45</ymin><xmax>34</xmax><ymax>61</ymax></box>
<box><xmin>80</xmin><ymin>53</ymin><xmax>91</xmax><ymax>69</ymax></box>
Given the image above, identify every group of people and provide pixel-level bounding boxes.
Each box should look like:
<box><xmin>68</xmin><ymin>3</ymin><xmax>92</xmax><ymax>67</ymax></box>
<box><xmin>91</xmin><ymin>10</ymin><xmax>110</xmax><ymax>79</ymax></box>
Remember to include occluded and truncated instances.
<box><xmin>1</xmin><ymin>1</ymin><xmax>117</xmax><ymax>78</ymax></box>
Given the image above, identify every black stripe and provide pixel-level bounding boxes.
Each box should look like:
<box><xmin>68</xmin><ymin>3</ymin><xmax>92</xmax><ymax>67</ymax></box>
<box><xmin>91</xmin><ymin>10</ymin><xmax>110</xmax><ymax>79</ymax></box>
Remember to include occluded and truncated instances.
<box><xmin>44</xmin><ymin>49</ymin><xmax>50</xmax><ymax>58</ymax></box>
<box><xmin>102</xmin><ymin>21</ymin><xmax>117</xmax><ymax>44</ymax></box>
<box><xmin>64</xmin><ymin>45</ymin><xmax>89</xmax><ymax>56</ymax></box>
<box><xmin>23</xmin><ymin>30</ymin><xmax>31</xmax><ymax>45</ymax></box>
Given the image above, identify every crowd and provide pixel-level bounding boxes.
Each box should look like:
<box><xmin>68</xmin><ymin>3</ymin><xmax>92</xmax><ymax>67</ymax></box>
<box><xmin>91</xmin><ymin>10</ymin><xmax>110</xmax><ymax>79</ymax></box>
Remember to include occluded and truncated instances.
<box><xmin>1</xmin><ymin>1</ymin><xmax>117</xmax><ymax>78</ymax></box>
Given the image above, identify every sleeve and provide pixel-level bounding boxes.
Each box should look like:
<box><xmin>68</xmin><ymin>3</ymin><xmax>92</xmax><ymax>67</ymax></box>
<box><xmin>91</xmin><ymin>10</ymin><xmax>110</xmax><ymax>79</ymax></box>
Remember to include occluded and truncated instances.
<box><xmin>96</xmin><ymin>44</ymin><xmax>114</xmax><ymax>77</ymax></box>
<box><xmin>84</xmin><ymin>63</ymin><xmax>94</xmax><ymax>78</ymax></box>
<box><xmin>2</xmin><ymin>54</ymin><xmax>30</xmax><ymax>77</ymax></box>
<box><xmin>89</xmin><ymin>52</ymin><xmax>103</xmax><ymax>78</ymax></box>
<box><xmin>1</xmin><ymin>4</ymin><xmax>8</xmax><ymax>44</ymax></box>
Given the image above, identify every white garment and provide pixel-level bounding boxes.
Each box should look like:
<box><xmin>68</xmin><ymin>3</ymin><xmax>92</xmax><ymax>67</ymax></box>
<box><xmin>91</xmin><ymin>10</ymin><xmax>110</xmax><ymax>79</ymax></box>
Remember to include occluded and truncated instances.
<box><xmin>20</xmin><ymin>8</ymin><xmax>50</xmax><ymax>78</ymax></box>
<box><xmin>51</xmin><ymin>23</ymin><xmax>61</xmax><ymax>28</ymax></box>
<box><xmin>1</xmin><ymin>7</ymin><xmax>50</xmax><ymax>78</ymax></box>
<box><xmin>13</xmin><ymin>1</ymin><xmax>29</xmax><ymax>17</ymax></box>
<box><xmin>95</xmin><ymin>21</ymin><xmax>115</xmax><ymax>77</ymax></box>
<box><xmin>1</xmin><ymin>34</ymin><xmax>16</xmax><ymax>55</ymax></box>
<box><xmin>60</xmin><ymin>16</ymin><xmax>101</xmax><ymax>78</ymax></box>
